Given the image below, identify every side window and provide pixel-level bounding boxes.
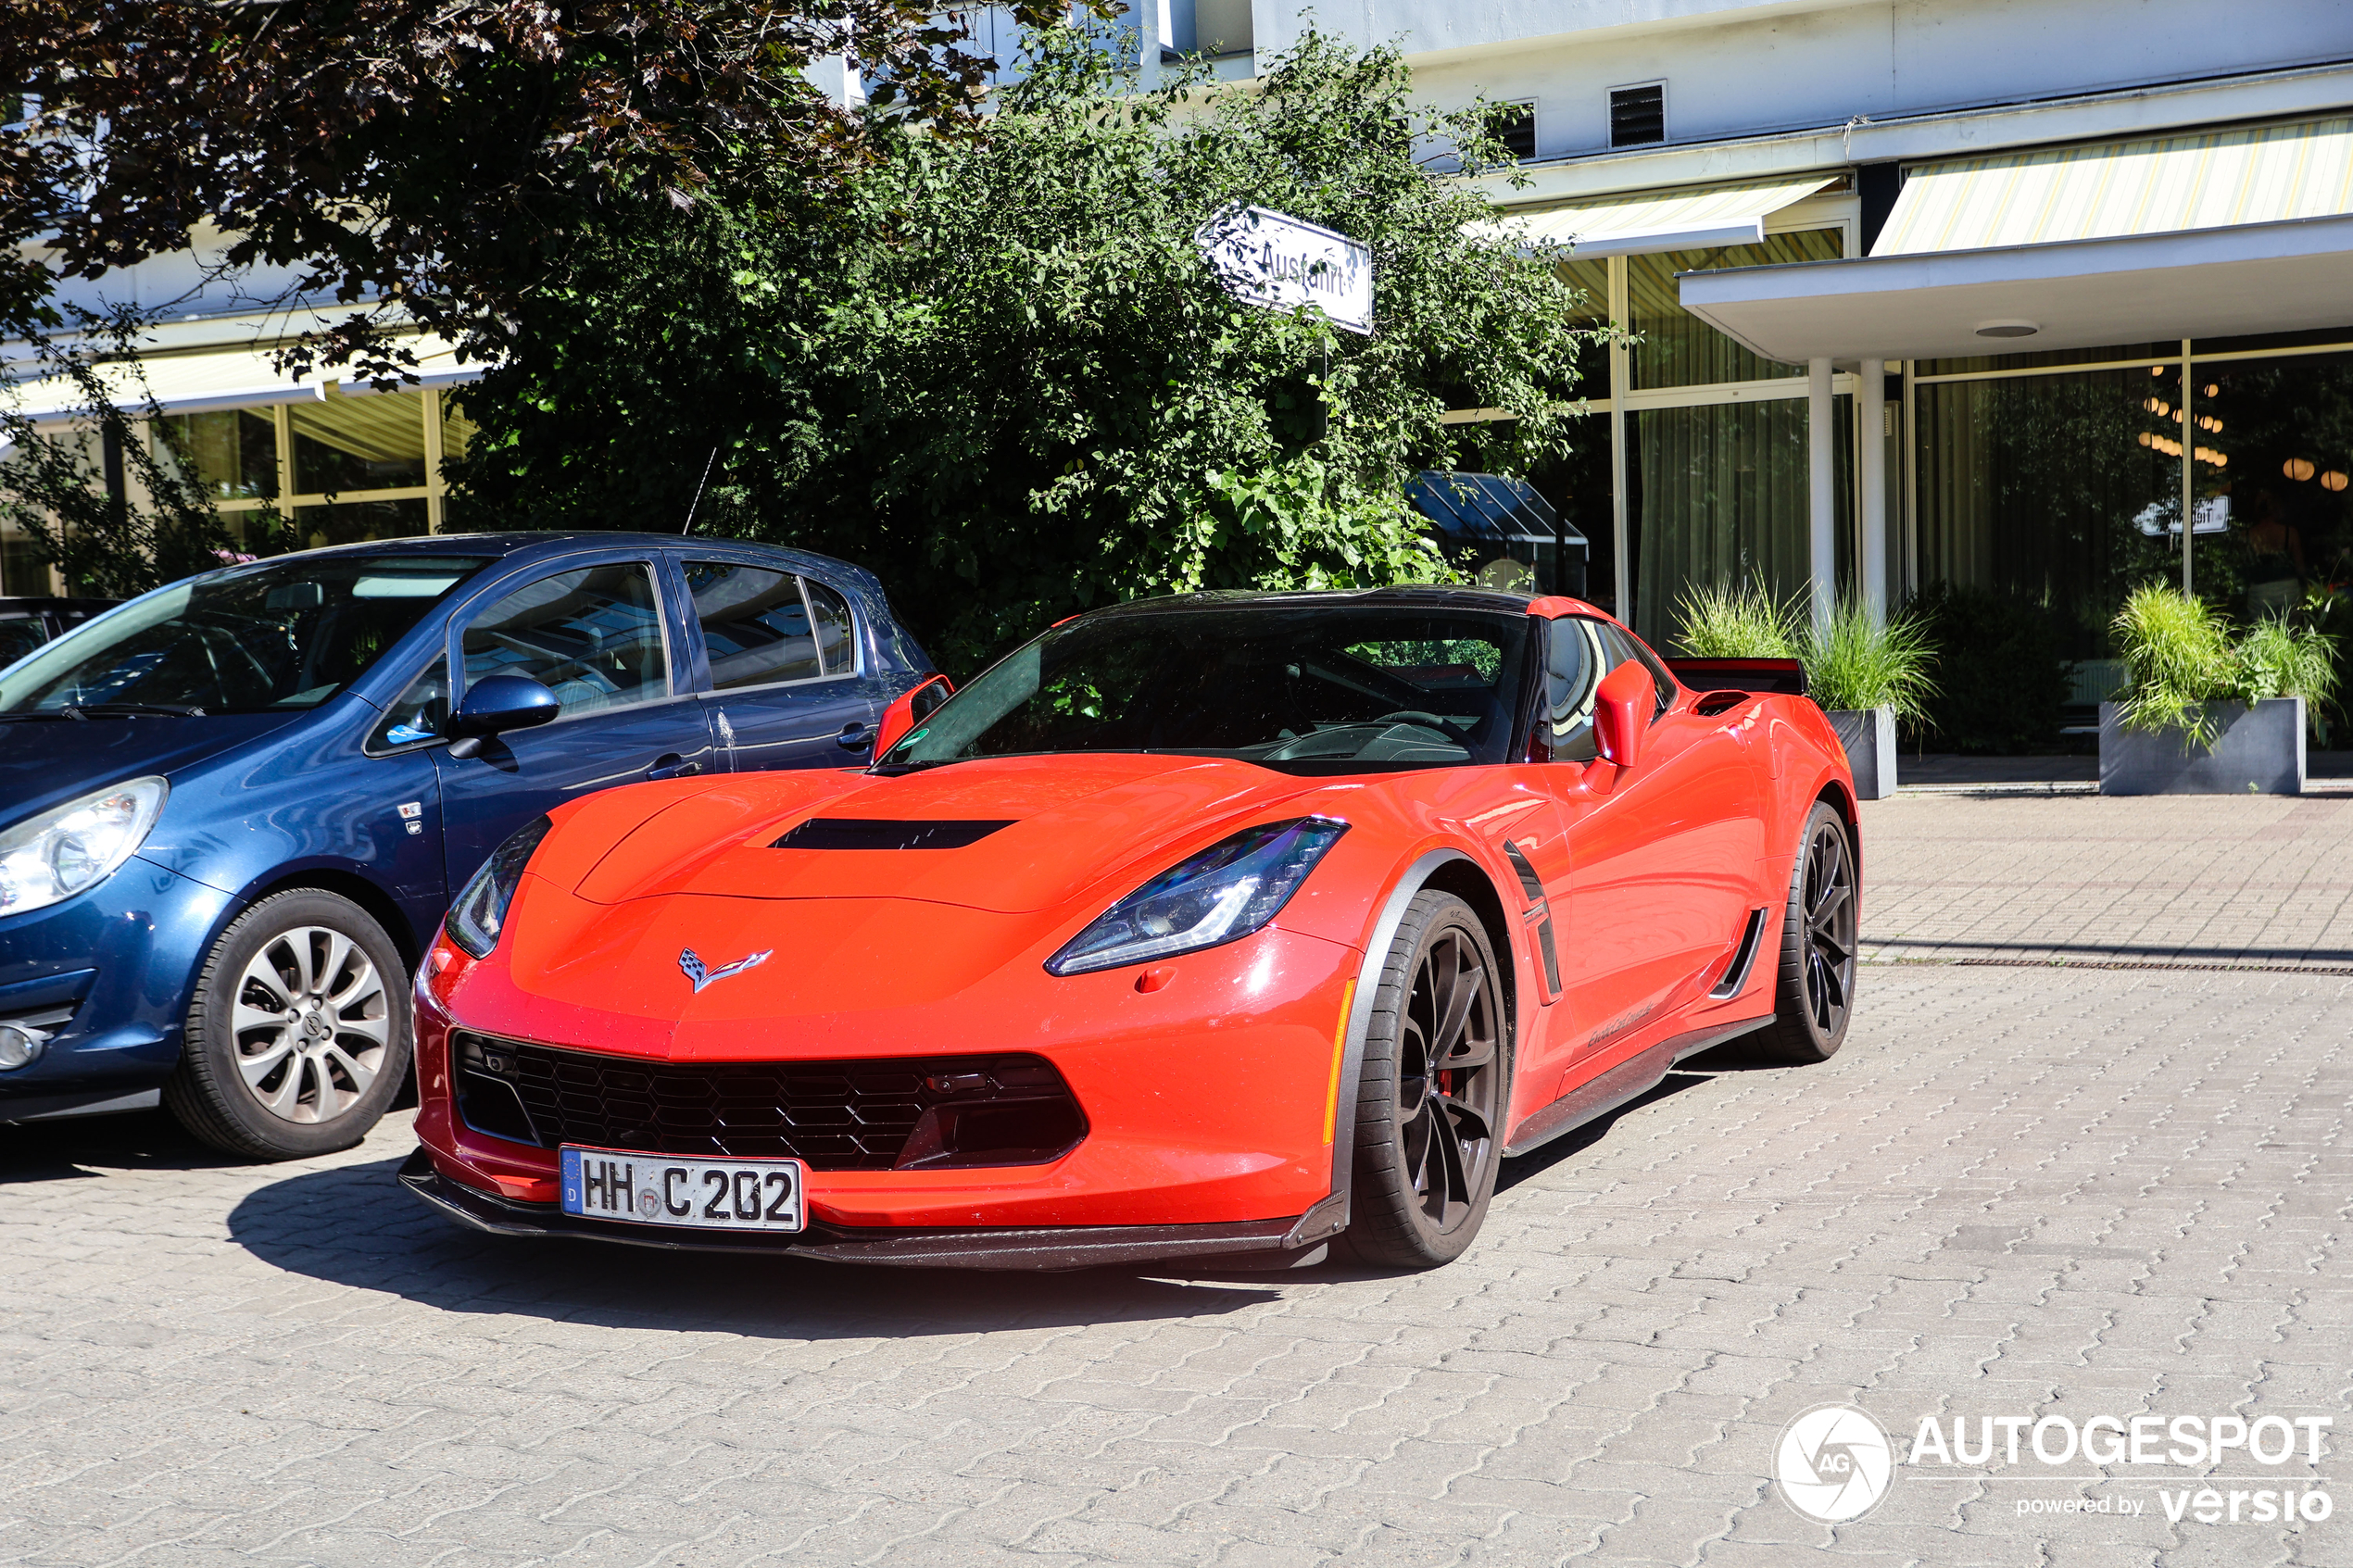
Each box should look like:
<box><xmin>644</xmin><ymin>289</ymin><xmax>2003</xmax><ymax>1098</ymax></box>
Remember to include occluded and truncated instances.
<box><xmin>805</xmin><ymin>579</ymin><xmax>859</xmax><ymax>675</ymax></box>
<box><xmin>686</xmin><ymin>560</ymin><xmax>821</xmax><ymax>690</ymax></box>
<box><xmin>370</xmin><ymin>656</ymin><xmax>448</xmax><ymax>749</ymax></box>
<box><xmin>1599</xmin><ymin>623</ymin><xmax>1675</xmax><ymax>719</ymax></box>
<box><xmin>1544</xmin><ymin>618</ymin><xmax>1606</xmax><ymax>762</ymax></box>
<box><xmin>462</xmin><ymin>562</ymin><xmax>670</xmax><ymax>717</ymax></box>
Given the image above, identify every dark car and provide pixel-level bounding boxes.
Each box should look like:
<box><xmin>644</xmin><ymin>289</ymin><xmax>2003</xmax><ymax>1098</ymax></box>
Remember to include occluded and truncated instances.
<box><xmin>0</xmin><ymin>598</ymin><xmax>117</xmax><ymax>666</ymax></box>
<box><xmin>0</xmin><ymin>533</ymin><xmax>936</xmax><ymax>1157</ymax></box>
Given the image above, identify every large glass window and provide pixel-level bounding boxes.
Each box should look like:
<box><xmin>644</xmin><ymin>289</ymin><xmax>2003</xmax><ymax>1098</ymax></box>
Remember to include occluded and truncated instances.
<box><xmin>145</xmin><ymin>379</ymin><xmax>466</xmax><ymax>554</ymax></box>
<box><xmin>292</xmin><ymin>392</ymin><xmax>429</xmax><ymax>493</ymax></box>
<box><xmin>1629</xmin><ymin>230</ymin><xmax>1843</xmax><ymax>389</ymax></box>
<box><xmin>1913</xmin><ymin>368</ymin><xmax>2181</xmax><ymax>666</ymax></box>
<box><xmin>462</xmin><ymin>563</ymin><xmax>671</xmax><ymax>716</ymax></box>
<box><xmin>1629</xmin><ymin>395</ymin><xmax>1850</xmax><ymax>647</ymax></box>
<box><xmin>161</xmin><ymin>409</ymin><xmax>278</xmax><ymax>500</ymax></box>
<box><xmin>2193</xmin><ymin>352</ymin><xmax>2353</xmax><ymax>622</ymax></box>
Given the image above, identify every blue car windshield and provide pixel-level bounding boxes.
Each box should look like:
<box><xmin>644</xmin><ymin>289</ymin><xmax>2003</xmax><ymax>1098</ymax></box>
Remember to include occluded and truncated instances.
<box><xmin>0</xmin><ymin>555</ymin><xmax>492</xmax><ymax>715</ymax></box>
<box><xmin>882</xmin><ymin>604</ymin><xmax>1532</xmax><ymax>775</ymax></box>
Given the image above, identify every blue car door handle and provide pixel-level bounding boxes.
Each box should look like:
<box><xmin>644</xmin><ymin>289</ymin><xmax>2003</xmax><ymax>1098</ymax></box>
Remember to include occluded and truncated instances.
<box><xmin>645</xmin><ymin>753</ymin><xmax>701</xmax><ymax>781</ymax></box>
<box><xmin>836</xmin><ymin>722</ymin><xmax>874</xmax><ymax>752</ymax></box>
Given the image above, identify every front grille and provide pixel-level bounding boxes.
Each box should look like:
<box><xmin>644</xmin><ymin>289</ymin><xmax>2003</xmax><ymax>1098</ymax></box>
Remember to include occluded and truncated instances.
<box><xmin>451</xmin><ymin>1033</ymin><xmax>1086</xmax><ymax>1170</ymax></box>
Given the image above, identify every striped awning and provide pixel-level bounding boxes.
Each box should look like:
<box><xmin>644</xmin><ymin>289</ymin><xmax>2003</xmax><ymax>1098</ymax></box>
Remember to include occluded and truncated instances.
<box><xmin>1</xmin><ymin>333</ymin><xmax>480</xmax><ymax>426</ymax></box>
<box><xmin>1874</xmin><ymin>115</ymin><xmax>2353</xmax><ymax>256</ymax></box>
<box><xmin>1482</xmin><ymin>175</ymin><xmax>1841</xmax><ymax>257</ymax></box>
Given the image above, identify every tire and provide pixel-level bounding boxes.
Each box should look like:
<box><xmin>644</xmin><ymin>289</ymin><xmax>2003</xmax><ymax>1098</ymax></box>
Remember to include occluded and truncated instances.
<box><xmin>1340</xmin><ymin>890</ymin><xmax>1510</xmax><ymax>1270</ymax></box>
<box><xmin>163</xmin><ymin>889</ymin><xmax>412</xmax><ymax>1160</ymax></box>
<box><xmin>1749</xmin><ymin>803</ymin><xmax>1859</xmax><ymax>1065</ymax></box>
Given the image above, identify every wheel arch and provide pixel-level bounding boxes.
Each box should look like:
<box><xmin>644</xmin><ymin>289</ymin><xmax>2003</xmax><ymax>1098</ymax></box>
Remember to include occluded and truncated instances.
<box><xmin>1813</xmin><ymin>775</ymin><xmax>1861</xmax><ymax>882</ymax></box>
<box><xmin>228</xmin><ymin>868</ymin><xmax>427</xmax><ymax>976</ymax></box>
<box><xmin>1311</xmin><ymin>847</ymin><xmax>1520</xmax><ymax>1248</ymax></box>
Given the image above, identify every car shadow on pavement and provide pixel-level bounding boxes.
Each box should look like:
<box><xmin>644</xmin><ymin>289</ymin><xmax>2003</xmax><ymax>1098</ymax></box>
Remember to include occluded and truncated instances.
<box><xmin>225</xmin><ymin>1152</ymin><xmax>1286</xmax><ymax>1338</ymax></box>
<box><xmin>0</xmin><ymin>1108</ymin><xmax>253</xmax><ymax>1182</ymax></box>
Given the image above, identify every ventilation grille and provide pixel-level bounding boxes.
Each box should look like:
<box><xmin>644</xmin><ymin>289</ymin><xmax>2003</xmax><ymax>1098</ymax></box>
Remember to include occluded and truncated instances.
<box><xmin>1609</xmin><ymin>84</ymin><xmax>1665</xmax><ymax>148</ymax></box>
<box><xmin>1491</xmin><ymin>102</ymin><xmax>1537</xmax><ymax>162</ymax></box>
<box><xmin>773</xmin><ymin>818</ymin><xmax>1013</xmax><ymax>850</ymax></box>
<box><xmin>453</xmin><ymin>1034</ymin><xmax>1085</xmax><ymax>1170</ymax></box>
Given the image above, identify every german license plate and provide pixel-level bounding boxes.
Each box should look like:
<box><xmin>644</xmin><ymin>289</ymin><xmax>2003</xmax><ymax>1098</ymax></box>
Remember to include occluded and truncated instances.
<box><xmin>559</xmin><ymin>1146</ymin><xmax>805</xmax><ymax>1234</ymax></box>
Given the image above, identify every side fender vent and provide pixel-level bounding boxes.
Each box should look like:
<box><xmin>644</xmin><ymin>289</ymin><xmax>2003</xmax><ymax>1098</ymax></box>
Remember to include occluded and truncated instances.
<box><xmin>1709</xmin><ymin>908</ymin><xmax>1769</xmax><ymax>999</ymax></box>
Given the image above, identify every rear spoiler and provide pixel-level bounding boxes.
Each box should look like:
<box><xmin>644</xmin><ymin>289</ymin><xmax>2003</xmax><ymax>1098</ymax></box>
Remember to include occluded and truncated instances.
<box><xmin>1666</xmin><ymin>657</ymin><xmax>1807</xmax><ymax>697</ymax></box>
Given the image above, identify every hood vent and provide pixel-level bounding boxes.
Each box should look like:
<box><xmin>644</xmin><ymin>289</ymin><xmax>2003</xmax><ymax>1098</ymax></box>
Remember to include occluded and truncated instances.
<box><xmin>772</xmin><ymin>817</ymin><xmax>1015</xmax><ymax>851</ymax></box>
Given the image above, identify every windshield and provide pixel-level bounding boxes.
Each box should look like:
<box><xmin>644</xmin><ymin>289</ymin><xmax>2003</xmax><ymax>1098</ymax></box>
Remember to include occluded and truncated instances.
<box><xmin>885</xmin><ymin>603</ymin><xmax>1532</xmax><ymax>774</ymax></box>
<box><xmin>0</xmin><ymin>555</ymin><xmax>493</xmax><ymax>716</ymax></box>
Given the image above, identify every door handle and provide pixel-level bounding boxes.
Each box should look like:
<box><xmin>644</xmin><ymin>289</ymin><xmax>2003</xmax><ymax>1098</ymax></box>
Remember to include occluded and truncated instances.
<box><xmin>836</xmin><ymin>722</ymin><xmax>874</xmax><ymax>752</ymax></box>
<box><xmin>645</xmin><ymin>753</ymin><xmax>701</xmax><ymax>780</ymax></box>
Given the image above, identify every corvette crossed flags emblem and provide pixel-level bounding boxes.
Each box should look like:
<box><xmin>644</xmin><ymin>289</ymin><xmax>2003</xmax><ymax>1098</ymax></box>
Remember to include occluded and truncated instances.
<box><xmin>678</xmin><ymin>947</ymin><xmax>773</xmax><ymax>993</ymax></box>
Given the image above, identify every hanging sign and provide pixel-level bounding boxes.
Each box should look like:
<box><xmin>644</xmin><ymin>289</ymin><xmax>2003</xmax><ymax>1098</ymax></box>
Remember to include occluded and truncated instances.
<box><xmin>1195</xmin><ymin>205</ymin><xmax>1375</xmax><ymax>334</ymax></box>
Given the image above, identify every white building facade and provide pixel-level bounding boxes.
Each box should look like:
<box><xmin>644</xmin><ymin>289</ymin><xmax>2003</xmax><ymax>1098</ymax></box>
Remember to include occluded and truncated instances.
<box><xmin>1180</xmin><ymin>0</ymin><xmax>2353</xmax><ymax>691</ymax></box>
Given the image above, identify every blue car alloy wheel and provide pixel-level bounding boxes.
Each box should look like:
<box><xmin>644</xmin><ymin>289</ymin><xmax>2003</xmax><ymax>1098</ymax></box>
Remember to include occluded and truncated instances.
<box><xmin>161</xmin><ymin>887</ymin><xmax>414</xmax><ymax>1160</ymax></box>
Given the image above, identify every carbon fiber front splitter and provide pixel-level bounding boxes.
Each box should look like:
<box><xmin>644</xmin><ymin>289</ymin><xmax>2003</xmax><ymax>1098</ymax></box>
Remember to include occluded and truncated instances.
<box><xmin>399</xmin><ymin>1147</ymin><xmax>1344</xmax><ymax>1272</ymax></box>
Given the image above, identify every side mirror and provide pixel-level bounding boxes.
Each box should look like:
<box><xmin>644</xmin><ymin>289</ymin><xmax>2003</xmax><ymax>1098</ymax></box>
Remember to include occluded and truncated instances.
<box><xmin>1592</xmin><ymin>660</ymin><xmax>1652</xmax><ymax>770</ymax></box>
<box><xmin>445</xmin><ymin>674</ymin><xmax>560</xmax><ymax>759</ymax></box>
<box><xmin>873</xmin><ymin>673</ymin><xmax>954</xmax><ymax>759</ymax></box>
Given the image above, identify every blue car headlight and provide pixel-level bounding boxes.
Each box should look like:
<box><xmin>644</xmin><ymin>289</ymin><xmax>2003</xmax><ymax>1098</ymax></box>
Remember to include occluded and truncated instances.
<box><xmin>0</xmin><ymin>776</ymin><xmax>168</xmax><ymax>917</ymax></box>
<box><xmin>1046</xmin><ymin>817</ymin><xmax>1349</xmax><ymax>976</ymax></box>
<box><xmin>446</xmin><ymin>815</ymin><xmax>552</xmax><ymax>959</ymax></box>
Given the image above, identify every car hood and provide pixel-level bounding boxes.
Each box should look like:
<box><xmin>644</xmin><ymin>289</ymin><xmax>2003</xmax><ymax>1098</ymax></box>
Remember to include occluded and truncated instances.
<box><xmin>477</xmin><ymin>754</ymin><xmax>1362</xmax><ymax>1044</ymax></box>
<box><xmin>566</xmin><ymin>753</ymin><xmax>1332</xmax><ymax>915</ymax></box>
<box><xmin>0</xmin><ymin>711</ymin><xmax>302</xmax><ymax>828</ymax></box>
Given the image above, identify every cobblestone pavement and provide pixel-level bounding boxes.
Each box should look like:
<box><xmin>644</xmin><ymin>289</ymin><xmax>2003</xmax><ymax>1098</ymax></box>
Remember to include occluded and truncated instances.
<box><xmin>1859</xmin><ymin>793</ymin><xmax>2353</xmax><ymax>969</ymax></box>
<box><xmin>5</xmin><ymin>797</ymin><xmax>2351</xmax><ymax>1567</ymax></box>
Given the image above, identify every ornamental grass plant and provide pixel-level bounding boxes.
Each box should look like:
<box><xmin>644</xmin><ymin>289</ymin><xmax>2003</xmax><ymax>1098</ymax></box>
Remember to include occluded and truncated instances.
<box><xmin>1673</xmin><ymin>581</ymin><xmax>1935</xmax><ymax>721</ymax></box>
<box><xmin>1672</xmin><ymin>581</ymin><xmax>1797</xmax><ymax>660</ymax></box>
<box><xmin>2111</xmin><ymin>583</ymin><xmax>2338</xmax><ymax>749</ymax></box>
<box><xmin>1799</xmin><ymin>598</ymin><xmax>1938</xmax><ymax>723</ymax></box>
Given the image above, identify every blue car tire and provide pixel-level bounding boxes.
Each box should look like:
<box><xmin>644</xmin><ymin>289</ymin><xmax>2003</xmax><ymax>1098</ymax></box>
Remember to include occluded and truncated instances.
<box><xmin>162</xmin><ymin>888</ymin><xmax>414</xmax><ymax>1160</ymax></box>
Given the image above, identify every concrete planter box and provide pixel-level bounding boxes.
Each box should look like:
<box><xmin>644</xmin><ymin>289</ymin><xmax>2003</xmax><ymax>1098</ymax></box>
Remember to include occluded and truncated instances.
<box><xmin>1828</xmin><ymin>707</ymin><xmax>1898</xmax><ymax>799</ymax></box>
<box><xmin>2098</xmin><ymin>697</ymin><xmax>2305</xmax><ymax>796</ymax></box>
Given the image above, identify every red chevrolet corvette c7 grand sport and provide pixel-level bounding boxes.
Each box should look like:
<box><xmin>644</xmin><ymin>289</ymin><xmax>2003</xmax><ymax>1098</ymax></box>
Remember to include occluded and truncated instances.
<box><xmin>401</xmin><ymin>587</ymin><xmax>1861</xmax><ymax>1271</ymax></box>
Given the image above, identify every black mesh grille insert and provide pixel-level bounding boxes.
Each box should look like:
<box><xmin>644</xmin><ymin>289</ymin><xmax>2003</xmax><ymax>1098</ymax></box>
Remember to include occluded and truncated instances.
<box><xmin>772</xmin><ymin>818</ymin><xmax>1013</xmax><ymax>850</ymax></box>
<box><xmin>451</xmin><ymin>1033</ymin><xmax>1084</xmax><ymax>1170</ymax></box>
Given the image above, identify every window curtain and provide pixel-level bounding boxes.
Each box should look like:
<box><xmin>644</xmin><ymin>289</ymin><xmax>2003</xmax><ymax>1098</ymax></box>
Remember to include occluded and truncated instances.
<box><xmin>1632</xmin><ymin>396</ymin><xmax>1845</xmax><ymax>648</ymax></box>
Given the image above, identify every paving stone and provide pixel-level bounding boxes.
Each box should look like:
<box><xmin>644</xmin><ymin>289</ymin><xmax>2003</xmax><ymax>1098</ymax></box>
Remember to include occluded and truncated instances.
<box><xmin>5</xmin><ymin>796</ymin><xmax>2353</xmax><ymax>1565</ymax></box>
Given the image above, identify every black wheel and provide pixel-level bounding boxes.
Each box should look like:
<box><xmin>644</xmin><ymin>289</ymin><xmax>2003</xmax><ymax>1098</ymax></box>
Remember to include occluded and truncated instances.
<box><xmin>1341</xmin><ymin>891</ymin><xmax>1508</xmax><ymax>1269</ymax></box>
<box><xmin>1751</xmin><ymin>803</ymin><xmax>1858</xmax><ymax>1065</ymax></box>
<box><xmin>163</xmin><ymin>888</ymin><xmax>412</xmax><ymax>1160</ymax></box>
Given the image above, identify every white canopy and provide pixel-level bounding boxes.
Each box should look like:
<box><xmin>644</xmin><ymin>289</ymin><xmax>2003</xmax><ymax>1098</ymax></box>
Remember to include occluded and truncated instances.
<box><xmin>1479</xmin><ymin>175</ymin><xmax>1841</xmax><ymax>258</ymax></box>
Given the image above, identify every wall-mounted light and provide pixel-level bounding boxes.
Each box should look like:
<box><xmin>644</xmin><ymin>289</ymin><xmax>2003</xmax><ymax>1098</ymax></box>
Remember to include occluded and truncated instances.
<box><xmin>2325</xmin><ymin>470</ymin><xmax>2350</xmax><ymax>493</ymax></box>
<box><xmin>1974</xmin><ymin>320</ymin><xmax>2040</xmax><ymax>339</ymax></box>
<box><xmin>2285</xmin><ymin>458</ymin><xmax>2317</xmax><ymax>482</ymax></box>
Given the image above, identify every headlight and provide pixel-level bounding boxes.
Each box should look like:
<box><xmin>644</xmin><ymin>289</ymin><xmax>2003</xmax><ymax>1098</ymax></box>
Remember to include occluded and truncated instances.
<box><xmin>446</xmin><ymin>815</ymin><xmax>552</xmax><ymax>959</ymax></box>
<box><xmin>0</xmin><ymin>777</ymin><xmax>168</xmax><ymax>916</ymax></box>
<box><xmin>1046</xmin><ymin>817</ymin><xmax>1348</xmax><ymax>976</ymax></box>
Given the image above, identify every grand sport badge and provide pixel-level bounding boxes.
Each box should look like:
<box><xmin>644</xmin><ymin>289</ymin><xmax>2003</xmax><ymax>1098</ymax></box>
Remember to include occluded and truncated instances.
<box><xmin>1776</xmin><ymin>1405</ymin><xmax>1894</xmax><ymax>1523</ymax></box>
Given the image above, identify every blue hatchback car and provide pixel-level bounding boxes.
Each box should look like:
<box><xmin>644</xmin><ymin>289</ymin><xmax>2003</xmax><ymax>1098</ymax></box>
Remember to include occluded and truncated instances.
<box><xmin>0</xmin><ymin>533</ymin><xmax>935</xmax><ymax>1157</ymax></box>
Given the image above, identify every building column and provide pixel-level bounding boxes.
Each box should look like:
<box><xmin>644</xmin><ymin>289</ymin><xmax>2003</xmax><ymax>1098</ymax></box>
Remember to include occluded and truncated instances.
<box><xmin>1858</xmin><ymin>358</ymin><xmax>1886</xmax><ymax>626</ymax></box>
<box><xmin>1807</xmin><ymin>357</ymin><xmax>1835</xmax><ymax>632</ymax></box>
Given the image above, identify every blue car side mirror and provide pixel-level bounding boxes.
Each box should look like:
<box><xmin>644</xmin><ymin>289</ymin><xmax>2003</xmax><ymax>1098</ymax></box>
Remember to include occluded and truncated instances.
<box><xmin>445</xmin><ymin>674</ymin><xmax>561</xmax><ymax>759</ymax></box>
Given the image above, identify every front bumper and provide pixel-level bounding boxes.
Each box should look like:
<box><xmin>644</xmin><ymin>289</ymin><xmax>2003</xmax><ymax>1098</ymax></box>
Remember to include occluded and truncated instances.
<box><xmin>0</xmin><ymin>856</ymin><xmax>234</xmax><ymax>1113</ymax></box>
<box><xmin>400</xmin><ymin>1147</ymin><xmax>1341</xmax><ymax>1270</ymax></box>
